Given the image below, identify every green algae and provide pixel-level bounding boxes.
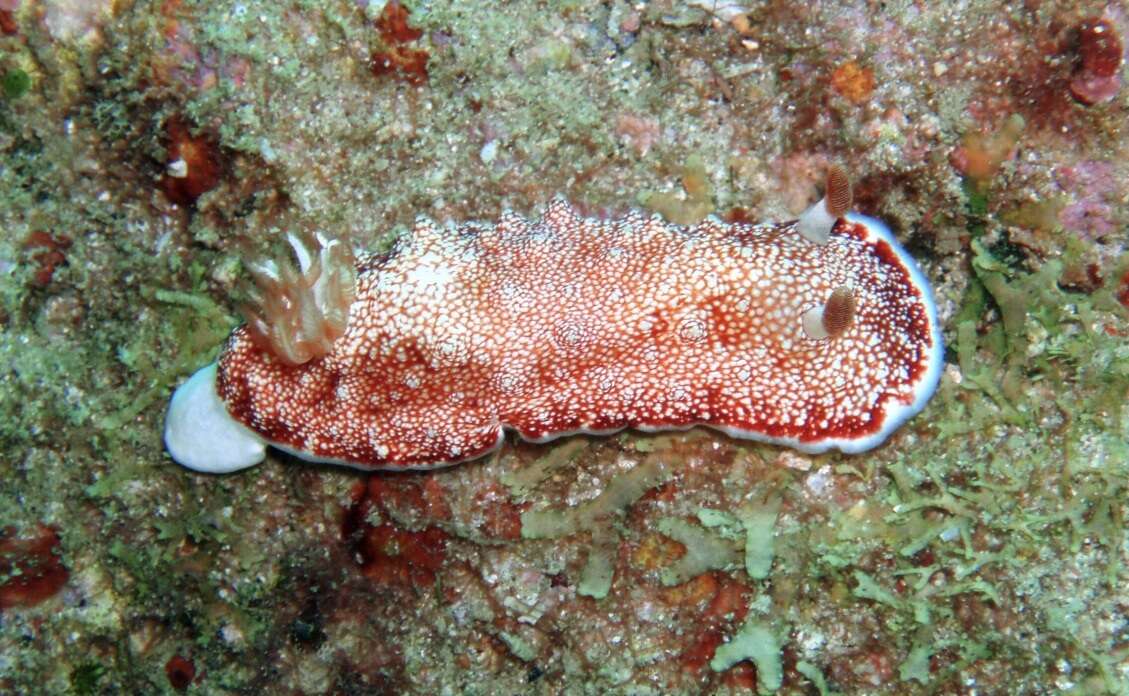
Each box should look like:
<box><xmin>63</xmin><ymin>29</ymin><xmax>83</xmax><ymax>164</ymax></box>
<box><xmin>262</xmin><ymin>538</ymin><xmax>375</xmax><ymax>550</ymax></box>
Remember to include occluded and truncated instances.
<box><xmin>696</xmin><ymin>507</ymin><xmax>742</xmax><ymax>534</ymax></box>
<box><xmin>796</xmin><ymin>660</ymin><xmax>840</xmax><ymax>696</ymax></box>
<box><xmin>520</xmin><ymin>458</ymin><xmax>670</xmax><ymax>540</ymax></box>
<box><xmin>739</xmin><ymin>497</ymin><xmax>780</xmax><ymax>580</ymax></box>
<box><xmin>655</xmin><ymin>498</ymin><xmax>780</xmax><ymax>586</ymax></box>
<box><xmin>70</xmin><ymin>661</ymin><xmax>108</xmax><ymax>695</ymax></box>
<box><xmin>948</xmin><ymin>228</ymin><xmax>1129</xmax><ymax>441</ymax></box>
<box><xmin>522</xmin><ymin>457</ymin><xmax>670</xmax><ymax>598</ymax></box>
<box><xmin>655</xmin><ymin>517</ymin><xmax>741</xmax><ymax>586</ymax></box>
<box><xmin>498</xmin><ymin>630</ymin><xmax>537</xmax><ymax>662</ymax></box>
<box><xmin>800</xmin><ymin>337</ymin><xmax>1128</xmax><ymax>691</ymax></box>
<box><xmin>500</xmin><ymin>438</ymin><xmax>588</xmax><ymax>499</ymax></box>
<box><xmin>898</xmin><ymin>640</ymin><xmax>933</xmax><ymax>684</ymax></box>
<box><xmin>2</xmin><ymin>69</ymin><xmax>31</xmax><ymax>100</ymax></box>
<box><xmin>709</xmin><ymin>617</ymin><xmax>783</xmax><ymax>694</ymax></box>
<box><xmin>576</xmin><ymin>537</ymin><xmax>616</xmax><ymax>599</ymax></box>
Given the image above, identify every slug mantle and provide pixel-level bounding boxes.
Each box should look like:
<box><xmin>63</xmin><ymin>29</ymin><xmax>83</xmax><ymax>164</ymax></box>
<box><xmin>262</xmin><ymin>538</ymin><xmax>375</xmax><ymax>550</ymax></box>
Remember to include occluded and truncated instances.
<box><xmin>165</xmin><ymin>182</ymin><xmax>943</xmax><ymax>473</ymax></box>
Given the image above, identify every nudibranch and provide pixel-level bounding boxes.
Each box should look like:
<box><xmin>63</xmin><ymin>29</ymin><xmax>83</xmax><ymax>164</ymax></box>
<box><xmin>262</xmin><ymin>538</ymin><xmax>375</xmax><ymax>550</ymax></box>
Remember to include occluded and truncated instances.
<box><xmin>165</xmin><ymin>169</ymin><xmax>943</xmax><ymax>473</ymax></box>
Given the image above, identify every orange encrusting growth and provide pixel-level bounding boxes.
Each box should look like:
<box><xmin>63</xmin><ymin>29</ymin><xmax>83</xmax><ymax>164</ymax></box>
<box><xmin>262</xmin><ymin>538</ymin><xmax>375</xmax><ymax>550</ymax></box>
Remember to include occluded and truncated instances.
<box><xmin>216</xmin><ymin>200</ymin><xmax>939</xmax><ymax>469</ymax></box>
<box><xmin>830</xmin><ymin>60</ymin><xmax>876</xmax><ymax>104</ymax></box>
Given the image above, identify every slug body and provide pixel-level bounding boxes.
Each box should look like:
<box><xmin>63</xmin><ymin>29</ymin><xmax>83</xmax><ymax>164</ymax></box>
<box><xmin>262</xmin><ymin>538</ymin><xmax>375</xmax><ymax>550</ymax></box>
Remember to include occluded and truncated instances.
<box><xmin>165</xmin><ymin>195</ymin><xmax>943</xmax><ymax>473</ymax></box>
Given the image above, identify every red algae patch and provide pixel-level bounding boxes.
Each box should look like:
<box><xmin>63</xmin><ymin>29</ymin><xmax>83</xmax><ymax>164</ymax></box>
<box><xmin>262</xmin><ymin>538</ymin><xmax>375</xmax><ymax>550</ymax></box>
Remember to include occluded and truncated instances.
<box><xmin>370</xmin><ymin>0</ymin><xmax>429</xmax><ymax>85</ymax></box>
<box><xmin>471</xmin><ymin>484</ymin><xmax>525</xmax><ymax>541</ymax></box>
<box><xmin>160</xmin><ymin>116</ymin><xmax>222</xmax><ymax>206</ymax></box>
<box><xmin>0</xmin><ymin>8</ymin><xmax>16</xmax><ymax>36</ymax></box>
<box><xmin>352</xmin><ymin>523</ymin><xmax>448</xmax><ymax>588</ymax></box>
<box><xmin>342</xmin><ymin>478</ymin><xmax>449</xmax><ymax>588</ymax></box>
<box><xmin>164</xmin><ymin>655</ymin><xmax>196</xmax><ymax>692</ymax></box>
<box><xmin>22</xmin><ymin>230</ymin><xmax>72</xmax><ymax>288</ymax></box>
<box><xmin>1070</xmin><ymin>17</ymin><xmax>1124</xmax><ymax>105</ymax></box>
<box><xmin>1116</xmin><ymin>269</ymin><xmax>1129</xmax><ymax>309</ymax></box>
<box><xmin>0</xmin><ymin>525</ymin><xmax>68</xmax><ymax>610</ymax></box>
<box><xmin>669</xmin><ymin>572</ymin><xmax>752</xmax><ymax>676</ymax></box>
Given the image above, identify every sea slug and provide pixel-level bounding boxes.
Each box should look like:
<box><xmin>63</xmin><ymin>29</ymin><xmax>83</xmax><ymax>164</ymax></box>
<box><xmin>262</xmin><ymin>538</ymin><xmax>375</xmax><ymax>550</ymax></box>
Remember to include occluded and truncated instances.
<box><xmin>164</xmin><ymin>170</ymin><xmax>943</xmax><ymax>473</ymax></box>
